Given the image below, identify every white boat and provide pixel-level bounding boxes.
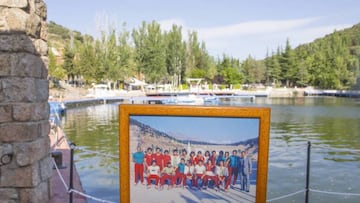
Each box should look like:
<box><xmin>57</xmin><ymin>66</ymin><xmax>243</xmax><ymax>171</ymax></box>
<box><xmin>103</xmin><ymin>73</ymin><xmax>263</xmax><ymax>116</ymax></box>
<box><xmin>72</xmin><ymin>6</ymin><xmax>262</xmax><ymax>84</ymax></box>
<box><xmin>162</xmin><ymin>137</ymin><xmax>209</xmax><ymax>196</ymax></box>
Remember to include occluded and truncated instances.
<box><xmin>175</xmin><ymin>94</ymin><xmax>204</xmax><ymax>105</ymax></box>
<box><xmin>86</xmin><ymin>84</ymin><xmax>116</xmax><ymax>98</ymax></box>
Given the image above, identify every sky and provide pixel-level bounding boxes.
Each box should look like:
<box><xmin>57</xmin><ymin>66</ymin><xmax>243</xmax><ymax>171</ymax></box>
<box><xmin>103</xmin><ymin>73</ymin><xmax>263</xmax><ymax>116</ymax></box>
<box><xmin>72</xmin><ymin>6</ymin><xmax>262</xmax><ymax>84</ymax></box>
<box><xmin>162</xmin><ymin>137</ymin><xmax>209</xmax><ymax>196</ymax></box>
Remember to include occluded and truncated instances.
<box><xmin>46</xmin><ymin>0</ymin><xmax>360</xmax><ymax>60</ymax></box>
<box><xmin>131</xmin><ymin>115</ymin><xmax>259</xmax><ymax>144</ymax></box>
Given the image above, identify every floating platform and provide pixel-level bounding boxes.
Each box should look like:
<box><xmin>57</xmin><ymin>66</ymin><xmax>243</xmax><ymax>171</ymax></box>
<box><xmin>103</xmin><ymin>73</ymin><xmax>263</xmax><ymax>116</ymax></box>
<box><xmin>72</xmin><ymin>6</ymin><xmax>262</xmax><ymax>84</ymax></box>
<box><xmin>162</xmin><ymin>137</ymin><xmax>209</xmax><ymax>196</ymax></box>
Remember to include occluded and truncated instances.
<box><xmin>304</xmin><ymin>90</ymin><xmax>360</xmax><ymax>98</ymax></box>
<box><xmin>63</xmin><ymin>97</ymin><xmax>125</xmax><ymax>108</ymax></box>
<box><xmin>146</xmin><ymin>90</ymin><xmax>269</xmax><ymax>97</ymax></box>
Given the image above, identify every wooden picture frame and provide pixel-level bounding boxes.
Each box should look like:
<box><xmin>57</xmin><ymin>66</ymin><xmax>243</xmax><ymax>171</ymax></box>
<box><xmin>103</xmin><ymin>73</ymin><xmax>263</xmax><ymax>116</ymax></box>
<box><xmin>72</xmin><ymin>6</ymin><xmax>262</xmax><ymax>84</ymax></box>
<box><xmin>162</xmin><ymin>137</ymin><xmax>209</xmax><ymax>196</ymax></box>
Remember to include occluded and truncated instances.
<box><xmin>119</xmin><ymin>104</ymin><xmax>270</xmax><ymax>203</ymax></box>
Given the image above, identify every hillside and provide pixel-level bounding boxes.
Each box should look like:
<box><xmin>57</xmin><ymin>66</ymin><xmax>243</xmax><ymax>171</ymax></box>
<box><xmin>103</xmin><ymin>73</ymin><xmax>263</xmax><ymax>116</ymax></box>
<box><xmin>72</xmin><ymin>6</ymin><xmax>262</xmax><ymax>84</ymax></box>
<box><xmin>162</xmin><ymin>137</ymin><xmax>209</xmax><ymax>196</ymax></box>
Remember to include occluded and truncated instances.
<box><xmin>302</xmin><ymin>23</ymin><xmax>360</xmax><ymax>55</ymax></box>
<box><xmin>265</xmin><ymin>22</ymin><xmax>360</xmax><ymax>89</ymax></box>
<box><xmin>47</xmin><ymin>21</ymin><xmax>90</xmax><ymax>50</ymax></box>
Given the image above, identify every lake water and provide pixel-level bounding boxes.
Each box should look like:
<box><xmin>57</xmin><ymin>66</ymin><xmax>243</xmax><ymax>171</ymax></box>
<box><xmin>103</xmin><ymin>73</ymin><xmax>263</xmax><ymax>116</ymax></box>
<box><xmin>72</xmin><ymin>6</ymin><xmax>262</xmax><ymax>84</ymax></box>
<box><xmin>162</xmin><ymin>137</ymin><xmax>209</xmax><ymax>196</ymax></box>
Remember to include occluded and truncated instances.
<box><xmin>61</xmin><ymin>97</ymin><xmax>360</xmax><ymax>203</ymax></box>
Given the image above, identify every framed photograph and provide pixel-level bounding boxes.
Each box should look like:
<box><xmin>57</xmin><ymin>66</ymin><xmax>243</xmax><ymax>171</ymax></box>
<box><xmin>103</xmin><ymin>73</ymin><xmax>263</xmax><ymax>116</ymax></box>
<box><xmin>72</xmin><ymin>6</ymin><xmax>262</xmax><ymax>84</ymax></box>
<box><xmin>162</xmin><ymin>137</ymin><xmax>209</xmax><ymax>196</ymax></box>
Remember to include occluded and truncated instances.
<box><xmin>119</xmin><ymin>104</ymin><xmax>270</xmax><ymax>203</ymax></box>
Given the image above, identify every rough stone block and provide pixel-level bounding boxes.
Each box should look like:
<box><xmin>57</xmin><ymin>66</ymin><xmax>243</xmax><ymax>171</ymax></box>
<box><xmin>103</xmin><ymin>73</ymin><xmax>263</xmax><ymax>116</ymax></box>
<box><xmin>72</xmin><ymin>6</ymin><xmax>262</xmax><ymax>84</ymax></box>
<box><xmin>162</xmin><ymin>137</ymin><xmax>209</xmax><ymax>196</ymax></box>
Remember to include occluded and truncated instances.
<box><xmin>0</xmin><ymin>53</ymin><xmax>48</xmax><ymax>79</ymax></box>
<box><xmin>40</xmin><ymin>155</ymin><xmax>52</xmax><ymax>181</ymax></box>
<box><xmin>0</xmin><ymin>78</ymin><xmax>36</xmax><ymax>102</ymax></box>
<box><xmin>0</xmin><ymin>53</ymin><xmax>12</xmax><ymax>76</ymax></box>
<box><xmin>0</xmin><ymin>34</ymin><xmax>36</xmax><ymax>54</ymax></box>
<box><xmin>15</xmin><ymin>136</ymin><xmax>50</xmax><ymax>167</ymax></box>
<box><xmin>0</xmin><ymin>104</ymin><xmax>12</xmax><ymax>123</ymax></box>
<box><xmin>0</xmin><ymin>0</ymin><xmax>28</xmax><ymax>8</ymax></box>
<box><xmin>0</xmin><ymin>122</ymin><xmax>40</xmax><ymax>142</ymax></box>
<box><xmin>40</xmin><ymin>20</ymin><xmax>47</xmax><ymax>41</ymax></box>
<box><xmin>33</xmin><ymin>39</ymin><xmax>48</xmax><ymax>56</ymax></box>
<box><xmin>14</xmin><ymin>53</ymin><xmax>45</xmax><ymax>78</ymax></box>
<box><xmin>0</xmin><ymin>78</ymin><xmax>48</xmax><ymax>102</ymax></box>
<box><xmin>19</xmin><ymin>180</ymin><xmax>50</xmax><ymax>203</ymax></box>
<box><xmin>35</xmin><ymin>0</ymin><xmax>47</xmax><ymax>19</ymax></box>
<box><xmin>13</xmin><ymin>102</ymin><xmax>49</xmax><ymax>121</ymax></box>
<box><xmin>0</xmin><ymin>162</ymin><xmax>41</xmax><ymax>187</ymax></box>
<box><xmin>0</xmin><ymin>188</ymin><xmax>19</xmax><ymax>202</ymax></box>
<box><xmin>35</xmin><ymin>79</ymin><xmax>49</xmax><ymax>101</ymax></box>
<box><xmin>41</xmin><ymin>56</ymin><xmax>49</xmax><ymax>78</ymax></box>
<box><xmin>0</xmin><ymin>53</ymin><xmax>45</xmax><ymax>78</ymax></box>
<box><xmin>40</xmin><ymin>119</ymin><xmax>50</xmax><ymax>138</ymax></box>
<box><xmin>4</xmin><ymin>8</ymin><xmax>28</xmax><ymax>32</ymax></box>
<box><xmin>26</xmin><ymin>13</ymin><xmax>41</xmax><ymax>38</ymax></box>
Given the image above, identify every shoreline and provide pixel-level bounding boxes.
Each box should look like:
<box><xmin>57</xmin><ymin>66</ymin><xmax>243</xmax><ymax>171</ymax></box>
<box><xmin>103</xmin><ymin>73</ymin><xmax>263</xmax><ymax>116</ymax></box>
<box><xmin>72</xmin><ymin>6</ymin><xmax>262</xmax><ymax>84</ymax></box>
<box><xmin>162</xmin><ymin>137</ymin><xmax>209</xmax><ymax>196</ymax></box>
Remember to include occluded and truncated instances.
<box><xmin>50</xmin><ymin>85</ymin><xmax>360</xmax><ymax>103</ymax></box>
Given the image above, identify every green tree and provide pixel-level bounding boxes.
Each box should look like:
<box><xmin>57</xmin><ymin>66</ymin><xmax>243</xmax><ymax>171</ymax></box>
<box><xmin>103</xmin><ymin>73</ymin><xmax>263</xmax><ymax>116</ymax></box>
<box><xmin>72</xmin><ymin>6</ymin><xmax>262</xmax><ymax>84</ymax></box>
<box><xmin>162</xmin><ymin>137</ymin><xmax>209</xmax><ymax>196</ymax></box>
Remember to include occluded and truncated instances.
<box><xmin>117</xmin><ymin>24</ymin><xmax>135</xmax><ymax>82</ymax></box>
<box><xmin>48</xmin><ymin>48</ymin><xmax>66</xmax><ymax>80</ymax></box>
<box><xmin>280</xmin><ymin>39</ymin><xmax>299</xmax><ymax>87</ymax></box>
<box><xmin>165</xmin><ymin>24</ymin><xmax>185</xmax><ymax>87</ymax></box>
<box><xmin>264</xmin><ymin>51</ymin><xmax>281</xmax><ymax>86</ymax></box>
<box><xmin>74</xmin><ymin>36</ymin><xmax>99</xmax><ymax>83</ymax></box>
<box><xmin>62</xmin><ymin>44</ymin><xmax>76</xmax><ymax>82</ymax></box>
<box><xmin>132</xmin><ymin>21</ymin><xmax>166</xmax><ymax>83</ymax></box>
<box><xmin>217</xmin><ymin>54</ymin><xmax>242</xmax><ymax>85</ymax></box>
<box><xmin>99</xmin><ymin>29</ymin><xmax>122</xmax><ymax>86</ymax></box>
<box><xmin>184</xmin><ymin>31</ymin><xmax>215</xmax><ymax>81</ymax></box>
<box><xmin>242</xmin><ymin>55</ymin><xmax>265</xmax><ymax>84</ymax></box>
<box><xmin>221</xmin><ymin>67</ymin><xmax>242</xmax><ymax>85</ymax></box>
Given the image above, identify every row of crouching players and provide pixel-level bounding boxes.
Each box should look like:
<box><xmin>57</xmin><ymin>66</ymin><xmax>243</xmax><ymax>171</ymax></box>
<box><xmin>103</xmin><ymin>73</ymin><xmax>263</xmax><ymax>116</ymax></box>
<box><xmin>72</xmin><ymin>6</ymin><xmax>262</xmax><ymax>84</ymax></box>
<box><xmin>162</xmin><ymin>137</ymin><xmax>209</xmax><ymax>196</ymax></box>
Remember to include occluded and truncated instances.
<box><xmin>132</xmin><ymin>147</ymin><xmax>252</xmax><ymax>192</ymax></box>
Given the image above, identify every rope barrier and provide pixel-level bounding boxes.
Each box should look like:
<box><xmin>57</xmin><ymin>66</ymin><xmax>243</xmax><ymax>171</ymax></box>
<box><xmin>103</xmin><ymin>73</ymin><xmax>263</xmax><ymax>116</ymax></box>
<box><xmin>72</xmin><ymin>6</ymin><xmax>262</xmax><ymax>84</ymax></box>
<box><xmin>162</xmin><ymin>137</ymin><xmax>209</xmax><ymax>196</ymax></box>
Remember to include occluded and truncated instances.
<box><xmin>310</xmin><ymin>188</ymin><xmax>360</xmax><ymax>196</ymax></box>
<box><xmin>266</xmin><ymin>189</ymin><xmax>305</xmax><ymax>202</ymax></box>
<box><xmin>69</xmin><ymin>189</ymin><xmax>116</xmax><ymax>203</ymax></box>
<box><xmin>266</xmin><ymin>187</ymin><xmax>360</xmax><ymax>202</ymax></box>
<box><xmin>311</xmin><ymin>145</ymin><xmax>360</xmax><ymax>152</ymax></box>
<box><xmin>71</xmin><ymin>145</ymin><xmax>118</xmax><ymax>159</ymax></box>
<box><xmin>52</xmin><ymin>158</ymin><xmax>117</xmax><ymax>203</ymax></box>
<box><xmin>51</xmin><ymin>158</ymin><xmax>69</xmax><ymax>192</ymax></box>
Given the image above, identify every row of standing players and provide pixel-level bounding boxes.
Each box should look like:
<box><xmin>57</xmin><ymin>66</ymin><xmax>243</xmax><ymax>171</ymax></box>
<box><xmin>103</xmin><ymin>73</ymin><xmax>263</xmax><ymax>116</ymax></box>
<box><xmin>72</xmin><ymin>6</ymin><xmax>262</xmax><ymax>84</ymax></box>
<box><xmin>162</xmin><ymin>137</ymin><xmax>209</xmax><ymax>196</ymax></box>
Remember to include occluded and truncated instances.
<box><xmin>132</xmin><ymin>146</ymin><xmax>252</xmax><ymax>192</ymax></box>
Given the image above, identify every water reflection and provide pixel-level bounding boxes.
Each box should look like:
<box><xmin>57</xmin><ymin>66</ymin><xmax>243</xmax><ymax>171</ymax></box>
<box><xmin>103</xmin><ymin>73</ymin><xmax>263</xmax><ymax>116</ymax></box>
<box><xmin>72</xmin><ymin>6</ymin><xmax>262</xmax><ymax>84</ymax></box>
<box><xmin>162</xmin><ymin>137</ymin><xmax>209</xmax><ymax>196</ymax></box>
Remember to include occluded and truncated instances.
<box><xmin>62</xmin><ymin>97</ymin><xmax>360</xmax><ymax>203</ymax></box>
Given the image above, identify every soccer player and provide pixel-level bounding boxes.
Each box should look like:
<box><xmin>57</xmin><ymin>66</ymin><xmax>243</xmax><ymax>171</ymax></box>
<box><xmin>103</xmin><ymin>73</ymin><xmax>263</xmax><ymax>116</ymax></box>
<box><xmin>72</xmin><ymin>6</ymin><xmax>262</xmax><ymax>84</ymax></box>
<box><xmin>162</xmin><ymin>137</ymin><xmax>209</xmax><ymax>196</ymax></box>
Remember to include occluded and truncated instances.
<box><xmin>180</xmin><ymin>148</ymin><xmax>189</xmax><ymax>163</ymax></box>
<box><xmin>132</xmin><ymin>146</ymin><xmax>145</xmax><ymax>185</ymax></box>
<box><xmin>209</xmin><ymin>150</ymin><xmax>217</xmax><ymax>165</ymax></box>
<box><xmin>144</xmin><ymin>147</ymin><xmax>154</xmax><ymax>171</ymax></box>
<box><xmin>216</xmin><ymin>150</ymin><xmax>225</xmax><ymax>166</ymax></box>
<box><xmin>160</xmin><ymin>162</ymin><xmax>176</xmax><ymax>190</ymax></box>
<box><xmin>216</xmin><ymin>160</ymin><xmax>229</xmax><ymax>191</ymax></box>
<box><xmin>193</xmin><ymin>160</ymin><xmax>206</xmax><ymax>190</ymax></box>
<box><xmin>224</xmin><ymin>151</ymin><xmax>230</xmax><ymax>167</ymax></box>
<box><xmin>174</xmin><ymin>158</ymin><xmax>186</xmax><ymax>188</ymax></box>
<box><xmin>171</xmin><ymin>149</ymin><xmax>181</xmax><ymax>169</ymax></box>
<box><xmin>227</xmin><ymin>149</ymin><xmax>240</xmax><ymax>187</ymax></box>
<box><xmin>184</xmin><ymin>160</ymin><xmax>195</xmax><ymax>188</ymax></box>
<box><xmin>163</xmin><ymin>149</ymin><xmax>171</xmax><ymax>169</ymax></box>
<box><xmin>153</xmin><ymin>147</ymin><xmax>164</xmax><ymax>171</ymax></box>
<box><xmin>147</xmin><ymin>160</ymin><xmax>160</xmax><ymax>189</ymax></box>
<box><xmin>194</xmin><ymin>151</ymin><xmax>205</xmax><ymax>165</ymax></box>
<box><xmin>189</xmin><ymin>151</ymin><xmax>196</xmax><ymax>164</ymax></box>
<box><xmin>203</xmin><ymin>159</ymin><xmax>219</xmax><ymax>191</ymax></box>
<box><xmin>204</xmin><ymin>150</ymin><xmax>211</xmax><ymax>164</ymax></box>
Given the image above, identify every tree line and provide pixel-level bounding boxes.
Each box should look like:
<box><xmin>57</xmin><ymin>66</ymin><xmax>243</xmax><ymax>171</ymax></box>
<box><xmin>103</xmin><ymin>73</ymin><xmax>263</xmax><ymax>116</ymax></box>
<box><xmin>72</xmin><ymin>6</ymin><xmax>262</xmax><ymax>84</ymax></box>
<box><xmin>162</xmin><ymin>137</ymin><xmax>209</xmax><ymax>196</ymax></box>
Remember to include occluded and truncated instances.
<box><xmin>48</xmin><ymin>21</ymin><xmax>360</xmax><ymax>90</ymax></box>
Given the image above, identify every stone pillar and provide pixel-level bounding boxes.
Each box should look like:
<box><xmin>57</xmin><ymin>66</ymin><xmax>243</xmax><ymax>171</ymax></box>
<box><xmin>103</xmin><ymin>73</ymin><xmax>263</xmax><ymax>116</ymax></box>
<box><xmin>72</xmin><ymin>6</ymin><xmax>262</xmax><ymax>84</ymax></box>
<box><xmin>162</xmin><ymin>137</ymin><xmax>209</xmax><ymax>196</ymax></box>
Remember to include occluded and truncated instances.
<box><xmin>0</xmin><ymin>0</ymin><xmax>51</xmax><ymax>202</ymax></box>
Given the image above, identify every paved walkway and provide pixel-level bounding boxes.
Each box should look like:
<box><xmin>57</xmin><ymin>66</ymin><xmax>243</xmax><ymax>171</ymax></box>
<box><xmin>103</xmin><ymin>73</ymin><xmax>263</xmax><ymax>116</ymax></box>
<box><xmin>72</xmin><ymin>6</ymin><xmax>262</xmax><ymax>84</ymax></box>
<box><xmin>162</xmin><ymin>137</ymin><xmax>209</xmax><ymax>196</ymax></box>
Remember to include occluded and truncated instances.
<box><xmin>49</xmin><ymin>126</ymin><xmax>87</xmax><ymax>203</ymax></box>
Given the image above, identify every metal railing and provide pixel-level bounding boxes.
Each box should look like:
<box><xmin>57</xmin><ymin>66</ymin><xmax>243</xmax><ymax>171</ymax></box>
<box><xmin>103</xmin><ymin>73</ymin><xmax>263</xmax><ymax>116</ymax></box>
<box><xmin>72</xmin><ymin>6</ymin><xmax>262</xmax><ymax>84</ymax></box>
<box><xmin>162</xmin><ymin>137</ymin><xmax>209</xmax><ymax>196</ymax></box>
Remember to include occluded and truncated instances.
<box><xmin>266</xmin><ymin>141</ymin><xmax>360</xmax><ymax>202</ymax></box>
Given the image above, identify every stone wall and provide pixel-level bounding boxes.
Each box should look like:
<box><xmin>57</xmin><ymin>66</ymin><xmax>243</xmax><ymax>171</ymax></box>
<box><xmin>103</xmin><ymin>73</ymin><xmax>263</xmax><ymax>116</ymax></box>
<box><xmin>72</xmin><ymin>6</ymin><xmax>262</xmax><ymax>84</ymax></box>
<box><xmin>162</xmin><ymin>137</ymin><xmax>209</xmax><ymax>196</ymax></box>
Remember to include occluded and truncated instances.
<box><xmin>0</xmin><ymin>0</ymin><xmax>51</xmax><ymax>202</ymax></box>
